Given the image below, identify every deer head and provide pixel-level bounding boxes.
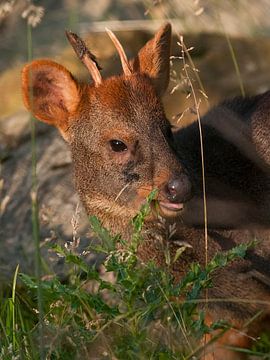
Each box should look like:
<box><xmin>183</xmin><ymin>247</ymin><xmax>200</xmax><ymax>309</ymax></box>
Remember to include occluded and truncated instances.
<box><xmin>21</xmin><ymin>23</ymin><xmax>192</xmax><ymax>235</ymax></box>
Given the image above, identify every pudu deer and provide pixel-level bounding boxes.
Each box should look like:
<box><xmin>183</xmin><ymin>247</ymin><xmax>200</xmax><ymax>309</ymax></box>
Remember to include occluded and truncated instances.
<box><xmin>22</xmin><ymin>23</ymin><xmax>270</xmax><ymax>359</ymax></box>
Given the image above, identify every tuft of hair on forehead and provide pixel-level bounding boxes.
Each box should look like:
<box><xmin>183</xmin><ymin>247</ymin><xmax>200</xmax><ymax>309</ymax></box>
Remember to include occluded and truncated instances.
<box><xmin>88</xmin><ymin>73</ymin><xmax>161</xmax><ymax>114</ymax></box>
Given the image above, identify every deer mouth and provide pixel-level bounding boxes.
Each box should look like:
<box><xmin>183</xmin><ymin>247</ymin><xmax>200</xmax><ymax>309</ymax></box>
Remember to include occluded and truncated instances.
<box><xmin>159</xmin><ymin>201</ymin><xmax>183</xmax><ymax>211</ymax></box>
<box><xmin>157</xmin><ymin>200</ymin><xmax>184</xmax><ymax>216</ymax></box>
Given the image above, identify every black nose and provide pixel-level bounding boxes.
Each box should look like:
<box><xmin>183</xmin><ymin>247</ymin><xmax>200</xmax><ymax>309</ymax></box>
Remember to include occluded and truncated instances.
<box><xmin>167</xmin><ymin>174</ymin><xmax>192</xmax><ymax>203</ymax></box>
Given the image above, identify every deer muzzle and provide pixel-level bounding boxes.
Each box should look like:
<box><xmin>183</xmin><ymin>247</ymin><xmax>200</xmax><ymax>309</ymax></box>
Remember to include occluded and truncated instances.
<box><xmin>159</xmin><ymin>173</ymin><xmax>192</xmax><ymax>213</ymax></box>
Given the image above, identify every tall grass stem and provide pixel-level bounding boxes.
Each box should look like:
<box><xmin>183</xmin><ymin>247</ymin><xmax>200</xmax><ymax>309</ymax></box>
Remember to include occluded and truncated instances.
<box><xmin>11</xmin><ymin>264</ymin><xmax>19</xmax><ymax>348</ymax></box>
<box><xmin>27</xmin><ymin>22</ymin><xmax>45</xmax><ymax>359</ymax></box>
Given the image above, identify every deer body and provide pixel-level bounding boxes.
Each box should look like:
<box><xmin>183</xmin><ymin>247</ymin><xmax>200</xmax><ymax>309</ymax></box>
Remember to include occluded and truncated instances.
<box><xmin>178</xmin><ymin>93</ymin><xmax>270</xmax><ymax>228</ymax></box>
<box><xmin>22</xmin><ymin>24</ymin><xmax>270</xmax><ymax>359</ymax></box>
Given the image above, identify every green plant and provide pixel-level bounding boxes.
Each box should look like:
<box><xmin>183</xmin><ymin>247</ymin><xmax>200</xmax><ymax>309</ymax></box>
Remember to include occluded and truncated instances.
<box><xmin>0</xmin><ymin>192</ymin><xmax>259</xmax><ymax>359</ymax></box>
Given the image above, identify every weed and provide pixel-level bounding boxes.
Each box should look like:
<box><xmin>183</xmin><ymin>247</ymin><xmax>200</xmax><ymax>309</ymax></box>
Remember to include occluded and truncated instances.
<box><xmin>0</xmin><ymin>193</ymin><xmax>262</xmax><ymax>359</ymax></box>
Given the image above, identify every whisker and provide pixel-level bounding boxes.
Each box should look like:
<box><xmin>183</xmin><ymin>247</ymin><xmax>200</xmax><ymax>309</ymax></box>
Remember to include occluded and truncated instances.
<box><xmin>114</xmin><ymin>183</ymin><xmax>130</xmax><ymax>202</ymax></box>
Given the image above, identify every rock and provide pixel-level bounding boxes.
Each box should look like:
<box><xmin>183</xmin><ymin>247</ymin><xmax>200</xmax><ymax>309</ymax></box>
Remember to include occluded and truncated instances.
<box><xmin>0</xmin><ymin>118</ymin><xmax>90</xmax><ymax>285</ymax></box>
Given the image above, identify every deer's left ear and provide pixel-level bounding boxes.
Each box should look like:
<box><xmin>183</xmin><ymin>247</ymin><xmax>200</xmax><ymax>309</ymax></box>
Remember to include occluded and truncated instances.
<box><xmin>130</xmin><ymin>23</ymin><xmax>172</xmax><ymax>97</ymax></box>
<box><xmin>22</xmin><ymin>59</ymin><xmax>81</xmax><ymax>140</ymax></box>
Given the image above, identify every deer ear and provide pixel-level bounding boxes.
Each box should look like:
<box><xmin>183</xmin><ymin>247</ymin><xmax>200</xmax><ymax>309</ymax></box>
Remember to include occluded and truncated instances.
<box><xmin>22</xmin><ymin>59</ymin><xmax>81</xmax><ymax>140</ymax></box>
<box><xmin>130</xmin><ymin>23</ymin><xmax>172</xmax><ymax>97</ymax></box>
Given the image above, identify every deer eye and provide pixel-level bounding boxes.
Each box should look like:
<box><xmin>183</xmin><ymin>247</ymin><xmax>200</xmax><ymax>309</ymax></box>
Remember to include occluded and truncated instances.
<box><xmin>109</xmin><ymin>139</ymin><xmax>128</xmax><ymax>152</ymax></box>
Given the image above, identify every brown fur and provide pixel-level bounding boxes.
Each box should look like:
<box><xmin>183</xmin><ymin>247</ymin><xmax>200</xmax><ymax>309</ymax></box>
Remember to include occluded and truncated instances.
<box><xmin>21</xmin><ymin>24</ymin><xmax>270</xmax><ymax>358</ymax></box>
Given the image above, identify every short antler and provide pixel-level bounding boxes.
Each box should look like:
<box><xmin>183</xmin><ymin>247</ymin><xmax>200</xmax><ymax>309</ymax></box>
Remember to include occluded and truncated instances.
<box><xmin>65</xmin><ymin>30</ymin><xmax>102</xmax><ymax>86</ymax></box>
<box><xmin>105</xmin><ymin>28</ymin><xmax>132</xmax><ymax>76</ymax></box>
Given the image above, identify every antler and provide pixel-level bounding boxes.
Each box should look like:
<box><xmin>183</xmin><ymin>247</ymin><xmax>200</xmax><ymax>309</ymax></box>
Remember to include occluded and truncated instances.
<box><xmin>65</xmin><ymin>30</ymin><xmax>102</xmax><ymax>86</ymax></box>
<box><xmin>105</xmin><ymin>28</ymin><xmax>132</xmax><ymax>76</ymax></box>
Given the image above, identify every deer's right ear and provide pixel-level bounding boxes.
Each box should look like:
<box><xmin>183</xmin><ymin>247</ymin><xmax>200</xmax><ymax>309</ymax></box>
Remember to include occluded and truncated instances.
<box><xmin>130</xmin><ymin>23</ymin><xmax>172</xmax><ymax>97</ymax></box>
<box><xmin>22</xmin><ymin>59</ymin><xmax>81</xmax><ymax>140</ymax></box>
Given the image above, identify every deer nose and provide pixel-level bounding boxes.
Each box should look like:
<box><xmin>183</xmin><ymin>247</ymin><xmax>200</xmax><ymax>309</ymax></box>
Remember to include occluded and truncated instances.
<box><xmin>166</xmin><ymin>174</ymin><xmax>192</xmax><ymax>203</ymax></box>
